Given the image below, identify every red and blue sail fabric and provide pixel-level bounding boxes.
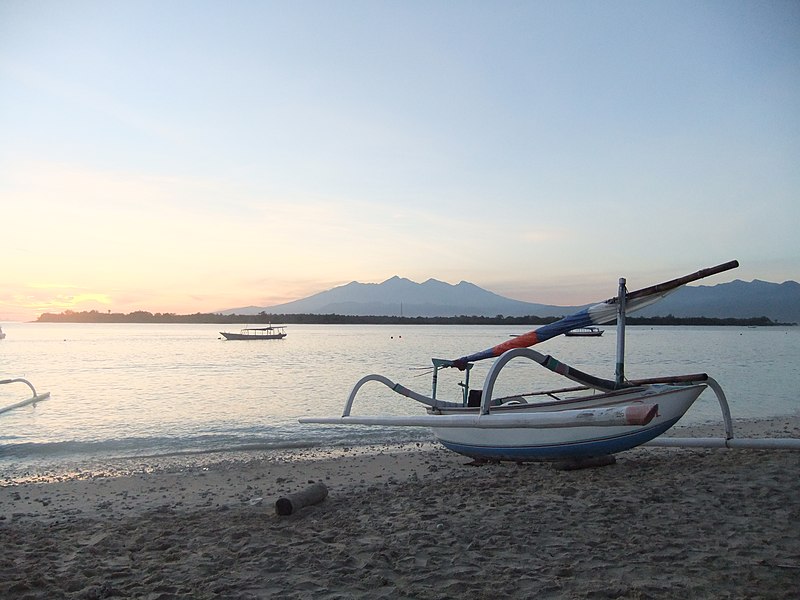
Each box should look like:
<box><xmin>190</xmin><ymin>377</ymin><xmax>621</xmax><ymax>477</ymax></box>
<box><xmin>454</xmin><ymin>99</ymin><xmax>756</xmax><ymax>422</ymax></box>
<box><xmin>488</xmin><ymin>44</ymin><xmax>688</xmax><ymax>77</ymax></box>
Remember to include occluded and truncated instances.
<box><xmin>448</xmin><ymin>261</ymin><xmax>739</xmax><ymax>369</ymax></box>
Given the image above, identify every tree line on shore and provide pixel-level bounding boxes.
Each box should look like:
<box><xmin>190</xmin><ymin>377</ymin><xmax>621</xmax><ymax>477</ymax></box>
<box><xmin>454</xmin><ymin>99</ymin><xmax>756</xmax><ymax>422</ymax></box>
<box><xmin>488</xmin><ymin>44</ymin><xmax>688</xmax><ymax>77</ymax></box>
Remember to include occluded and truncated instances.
<box><xmin>34</xmin><ymin>310</ymin><xmax>792</xmax><ymax>327</ymax></box>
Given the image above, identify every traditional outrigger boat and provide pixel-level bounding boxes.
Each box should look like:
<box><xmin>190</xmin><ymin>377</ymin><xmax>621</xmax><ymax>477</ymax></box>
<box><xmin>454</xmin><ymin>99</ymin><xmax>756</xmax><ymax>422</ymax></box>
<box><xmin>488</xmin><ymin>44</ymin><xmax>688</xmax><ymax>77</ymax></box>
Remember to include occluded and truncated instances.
<box><xmin>301</xmin><ymin>260</ymin><xmax>800</xmax><ymax>460</ymax></box>
<box><xmin>220</xmin><ymin>325</ymin><xmax>287</xmax><ymax>340</ymax></box>
<box><xmin>0</xmin><ymin>377</ymin><xmax>50</xmax><ymax>416</ymax></box>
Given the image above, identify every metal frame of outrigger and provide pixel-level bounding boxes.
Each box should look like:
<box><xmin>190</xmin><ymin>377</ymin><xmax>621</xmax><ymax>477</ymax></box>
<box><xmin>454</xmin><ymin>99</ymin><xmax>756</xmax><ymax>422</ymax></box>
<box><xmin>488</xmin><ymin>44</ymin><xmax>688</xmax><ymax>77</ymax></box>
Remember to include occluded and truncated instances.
<box><xmin>0</xmin><ymin>378</ymin><xmax>51</xmax><ymax>416</ymax></box>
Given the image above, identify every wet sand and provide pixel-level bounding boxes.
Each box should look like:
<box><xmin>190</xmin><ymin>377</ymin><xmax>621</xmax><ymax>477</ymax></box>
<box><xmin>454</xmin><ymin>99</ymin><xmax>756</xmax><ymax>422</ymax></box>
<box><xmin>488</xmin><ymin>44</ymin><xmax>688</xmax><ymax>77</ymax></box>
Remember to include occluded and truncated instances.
<box><xmin>2</xmin><ymin>417</ymin><xmax>799</xmax><ymax>599</ymax></box>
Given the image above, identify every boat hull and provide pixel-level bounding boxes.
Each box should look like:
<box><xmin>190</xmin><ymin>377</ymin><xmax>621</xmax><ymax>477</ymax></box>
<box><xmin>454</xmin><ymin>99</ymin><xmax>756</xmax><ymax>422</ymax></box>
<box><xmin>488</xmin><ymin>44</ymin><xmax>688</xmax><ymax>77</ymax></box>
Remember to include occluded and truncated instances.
<box><xmin>431</xmin><ymin>384</ymin><xmax>705</xmax><ymax>460</ymax></box>
<box><xmin>220</xmin><ymin>332</ymin><xmax>286</xmax><ymax>340</ymax></box>
<box><xmin>564</xmin><ymin>329</ymin><xmax>603</xmax><ymax>337</ymax></box>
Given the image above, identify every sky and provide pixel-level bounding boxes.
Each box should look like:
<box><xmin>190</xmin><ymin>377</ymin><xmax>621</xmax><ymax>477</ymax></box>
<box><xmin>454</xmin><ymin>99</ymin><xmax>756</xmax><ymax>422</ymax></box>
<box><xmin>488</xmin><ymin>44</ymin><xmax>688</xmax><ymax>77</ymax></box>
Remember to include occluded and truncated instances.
<box><xmin>2</xmin><ymin>0</ymin><xmax>799</xmax><ymax>321</ymax></box>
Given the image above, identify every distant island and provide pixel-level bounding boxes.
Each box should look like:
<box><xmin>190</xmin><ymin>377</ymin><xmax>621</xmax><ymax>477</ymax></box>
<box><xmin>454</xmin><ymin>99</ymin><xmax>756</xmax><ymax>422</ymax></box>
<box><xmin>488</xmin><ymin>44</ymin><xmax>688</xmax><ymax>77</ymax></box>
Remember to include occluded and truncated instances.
<box><xmin>34</xmin><ymin>310</ymin><xmax>793</xmax><ymax>327</ymax></box>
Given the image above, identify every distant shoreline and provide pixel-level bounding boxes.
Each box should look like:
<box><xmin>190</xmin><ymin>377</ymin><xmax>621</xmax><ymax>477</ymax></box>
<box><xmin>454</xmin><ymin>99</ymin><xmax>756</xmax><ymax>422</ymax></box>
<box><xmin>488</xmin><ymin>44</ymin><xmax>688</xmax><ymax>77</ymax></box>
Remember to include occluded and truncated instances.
<box><xmin>33</xmin><ymin>310</ymin><xmax>795</xmax><ymax>326</ymax></box>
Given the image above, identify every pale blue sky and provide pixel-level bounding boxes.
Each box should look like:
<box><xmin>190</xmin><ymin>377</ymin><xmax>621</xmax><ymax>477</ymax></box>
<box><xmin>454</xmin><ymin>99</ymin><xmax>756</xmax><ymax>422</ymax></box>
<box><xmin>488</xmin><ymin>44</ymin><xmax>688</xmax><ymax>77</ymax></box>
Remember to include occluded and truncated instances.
<box><xmin>2</xmin><ymin>1</ymin><xmax>798</xmax><ymax>320</ymax></box>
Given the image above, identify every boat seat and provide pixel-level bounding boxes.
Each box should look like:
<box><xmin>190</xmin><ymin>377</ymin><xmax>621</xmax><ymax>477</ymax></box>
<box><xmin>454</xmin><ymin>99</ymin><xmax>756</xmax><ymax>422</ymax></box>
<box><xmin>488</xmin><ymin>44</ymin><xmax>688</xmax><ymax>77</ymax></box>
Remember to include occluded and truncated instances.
<box><xmin>500</xmin><ymin>397</ymin><xmax>528</xmax><ymax>406</ymax></box>
<box><xmin>468</xmin><ymin>389</ymin><xmax>512</xmax><ymax>407</ymax></box>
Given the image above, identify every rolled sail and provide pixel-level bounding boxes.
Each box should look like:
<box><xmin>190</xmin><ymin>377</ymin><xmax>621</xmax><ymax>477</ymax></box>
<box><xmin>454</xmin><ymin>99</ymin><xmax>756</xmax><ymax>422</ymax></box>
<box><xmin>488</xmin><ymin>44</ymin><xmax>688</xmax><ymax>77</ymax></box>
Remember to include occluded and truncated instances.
<box><xmin>449</xmin><ymin>261</ymin><xmax>739</xmax><ymax>368</ymax></box>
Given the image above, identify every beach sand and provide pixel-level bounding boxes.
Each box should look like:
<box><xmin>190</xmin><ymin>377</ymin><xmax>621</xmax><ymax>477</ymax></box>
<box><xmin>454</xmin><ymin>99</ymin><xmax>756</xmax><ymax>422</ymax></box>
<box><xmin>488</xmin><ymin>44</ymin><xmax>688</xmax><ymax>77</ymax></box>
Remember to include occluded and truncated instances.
<box><xmin>2</xmin><ymin>417</ymin><xmax>799</xmax><ymax>599</ymax></box>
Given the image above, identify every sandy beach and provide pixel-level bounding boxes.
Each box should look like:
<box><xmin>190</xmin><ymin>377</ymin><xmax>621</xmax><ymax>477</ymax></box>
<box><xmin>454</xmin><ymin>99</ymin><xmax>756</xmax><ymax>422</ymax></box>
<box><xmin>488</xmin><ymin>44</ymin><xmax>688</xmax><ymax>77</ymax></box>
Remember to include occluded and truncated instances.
<box><xmin>2</xmin><ymin>417</ymin><xmax>799</xmax><ymax>599</ymax></box>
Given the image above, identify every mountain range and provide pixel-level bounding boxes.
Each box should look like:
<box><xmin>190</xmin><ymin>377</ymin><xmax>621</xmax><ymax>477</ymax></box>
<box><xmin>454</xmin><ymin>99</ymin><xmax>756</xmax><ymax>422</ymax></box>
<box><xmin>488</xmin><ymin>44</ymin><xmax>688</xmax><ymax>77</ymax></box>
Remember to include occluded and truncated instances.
<box><xmin>224</xmin><ymin>276</ymin><xmax>800</xmax><ymax>324</ymax></box>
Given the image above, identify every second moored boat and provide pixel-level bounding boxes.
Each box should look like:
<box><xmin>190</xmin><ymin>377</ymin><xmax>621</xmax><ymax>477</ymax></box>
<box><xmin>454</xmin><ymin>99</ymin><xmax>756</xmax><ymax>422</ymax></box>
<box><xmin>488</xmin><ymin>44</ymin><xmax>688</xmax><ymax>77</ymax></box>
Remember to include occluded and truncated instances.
<box><xmin>220</xmin><ymin>325</ymin><xmax>287</xmax><ymax>340</ymax></box>
<box><xmin>564</xmin><ymin>326</ymin><xmax>603</xmax><ymax>337</ymax></box>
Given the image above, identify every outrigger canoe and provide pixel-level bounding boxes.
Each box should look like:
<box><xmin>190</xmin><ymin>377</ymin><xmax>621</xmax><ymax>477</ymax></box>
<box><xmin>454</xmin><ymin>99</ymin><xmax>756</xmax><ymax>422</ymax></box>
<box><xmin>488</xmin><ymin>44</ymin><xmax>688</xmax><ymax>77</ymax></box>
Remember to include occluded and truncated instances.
<box><xmin>301</xmin><ymin>261</ymin><xmax>744</xmax><ymax>461</ymax></box>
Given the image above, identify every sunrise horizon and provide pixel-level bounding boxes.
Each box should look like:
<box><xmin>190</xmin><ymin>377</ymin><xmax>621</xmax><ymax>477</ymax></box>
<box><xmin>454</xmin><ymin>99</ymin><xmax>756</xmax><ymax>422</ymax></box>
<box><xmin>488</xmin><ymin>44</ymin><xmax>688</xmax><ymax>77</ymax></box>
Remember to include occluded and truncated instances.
<box><xmin>4</xmin><ymin>265</ymin><xmax>789</xmax><ymax>324</ymax></box>
<box><xmin>3</xmin><ymin>2</ymin><xmax>797</xmax><ymax>325</ymax></box>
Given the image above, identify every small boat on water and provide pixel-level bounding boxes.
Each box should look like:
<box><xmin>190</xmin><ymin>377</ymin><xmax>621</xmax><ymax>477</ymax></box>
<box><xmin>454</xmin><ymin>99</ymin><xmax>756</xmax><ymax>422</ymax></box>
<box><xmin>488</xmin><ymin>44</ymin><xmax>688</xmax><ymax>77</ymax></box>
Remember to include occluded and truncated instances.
<box><xmin>302</xmin><ymin>260</ymin><xmax>768</xmax><ymax>461</ymax></box>
<box><xmin>220</xmin><ymin>325</ymin><xmax>287</xmax><ymax>340</ymax></box>
<box><xmin>0</xmin><ymin>326</ymin><xmax>5</xmax><ymax>340</ymax></box>
<box><xmin>564</xmin><ymin>326</ymin><xmax>603</xmax><ymax>337</ymax></box>
<box><xmin>0</xmin><ymin>377</ymin><xmax>50</xmax><ymax>416</ymax></box>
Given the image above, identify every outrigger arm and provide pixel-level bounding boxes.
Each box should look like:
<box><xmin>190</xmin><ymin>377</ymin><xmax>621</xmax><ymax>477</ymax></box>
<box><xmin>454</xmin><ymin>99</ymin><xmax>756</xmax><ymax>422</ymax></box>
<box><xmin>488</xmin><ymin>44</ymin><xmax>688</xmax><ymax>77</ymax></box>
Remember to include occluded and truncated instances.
<box><xmin>0</xmin><ymin>378</ymin><xmax>51</xmax><ymax>416</ymax></box>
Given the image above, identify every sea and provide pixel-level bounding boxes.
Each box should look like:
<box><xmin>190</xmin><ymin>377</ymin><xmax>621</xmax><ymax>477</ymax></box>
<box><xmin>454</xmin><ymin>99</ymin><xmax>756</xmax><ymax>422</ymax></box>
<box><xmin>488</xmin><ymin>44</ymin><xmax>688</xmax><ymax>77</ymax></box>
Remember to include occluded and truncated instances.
<box><xmin>1</xmin><ymin>322</ymin><xmax>799</xmax><ymax>482</ymax></box>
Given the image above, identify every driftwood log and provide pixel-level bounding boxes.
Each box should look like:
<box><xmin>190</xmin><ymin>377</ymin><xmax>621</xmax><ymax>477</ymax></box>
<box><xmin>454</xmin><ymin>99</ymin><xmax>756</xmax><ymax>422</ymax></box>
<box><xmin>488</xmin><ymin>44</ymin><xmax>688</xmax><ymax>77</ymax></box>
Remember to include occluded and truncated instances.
<box><xmin>275</xmin><ymin>482</ymin><xmax>328</xmax><ymax>515</ymax></box>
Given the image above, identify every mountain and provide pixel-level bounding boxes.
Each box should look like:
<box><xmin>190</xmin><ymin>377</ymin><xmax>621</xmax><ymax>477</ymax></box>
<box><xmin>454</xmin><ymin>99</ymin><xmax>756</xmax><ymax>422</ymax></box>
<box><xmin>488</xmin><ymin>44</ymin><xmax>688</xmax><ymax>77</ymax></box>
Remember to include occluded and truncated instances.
<box><xmin>636</xmin><ymin>279</ymin><xmax>800</xmax><ymax>323</ymax></box>
<box><xmin>224</xmin><ymin>276</ymin><xmax>582</xmax><ymax>318</ymax></box>
<box><xmin>223</xmin><ymin>276</ymin><xmax>800</xmax><ymax>323</ymax></box>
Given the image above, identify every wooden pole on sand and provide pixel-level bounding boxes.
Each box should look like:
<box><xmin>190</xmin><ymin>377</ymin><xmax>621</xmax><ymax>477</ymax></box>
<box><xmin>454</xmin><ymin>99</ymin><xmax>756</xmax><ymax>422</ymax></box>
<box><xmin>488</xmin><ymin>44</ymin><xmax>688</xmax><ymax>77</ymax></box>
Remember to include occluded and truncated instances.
<box><xmin>275</xmin><ymin>482</ymin><xmax>329</xmax><ymax>516</ymax></box>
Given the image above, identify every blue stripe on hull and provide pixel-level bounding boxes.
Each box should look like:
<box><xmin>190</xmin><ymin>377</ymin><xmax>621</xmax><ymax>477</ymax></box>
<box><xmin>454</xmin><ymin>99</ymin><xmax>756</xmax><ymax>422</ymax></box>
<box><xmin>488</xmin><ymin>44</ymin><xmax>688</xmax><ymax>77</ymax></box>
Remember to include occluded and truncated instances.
<box><xmin>438</xmin><ymin>417</ymin><xmax>681</xmax><ymax>461</ymax></box>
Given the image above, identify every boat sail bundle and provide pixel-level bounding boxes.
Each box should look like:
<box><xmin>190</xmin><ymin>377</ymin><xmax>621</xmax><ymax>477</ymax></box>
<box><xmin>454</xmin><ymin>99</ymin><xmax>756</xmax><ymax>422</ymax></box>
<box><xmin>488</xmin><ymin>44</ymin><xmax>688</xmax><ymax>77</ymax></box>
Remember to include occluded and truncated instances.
<box><xmin>444</xmin><ymin>261</ymin><xmax>739</xmax><ymax>370</ymax></box>
<box><xmin>302</xmin><ymin>260</ymin><xmax>800</xmax><ymax>459</ymax></box>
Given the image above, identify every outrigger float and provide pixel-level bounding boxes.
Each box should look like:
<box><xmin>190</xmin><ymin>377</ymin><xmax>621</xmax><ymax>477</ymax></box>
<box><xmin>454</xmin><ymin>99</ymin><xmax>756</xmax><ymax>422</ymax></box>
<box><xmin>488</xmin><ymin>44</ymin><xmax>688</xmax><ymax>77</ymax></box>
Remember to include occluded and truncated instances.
<box><xmin>301</xmin><ymin>261</ymin><xmax>800</xmax><ymax>460</ymax></box>
<box><xmin>0</xmin><ymin>377</ymin><xmax>51</xmax><ymax>416</ymax></box>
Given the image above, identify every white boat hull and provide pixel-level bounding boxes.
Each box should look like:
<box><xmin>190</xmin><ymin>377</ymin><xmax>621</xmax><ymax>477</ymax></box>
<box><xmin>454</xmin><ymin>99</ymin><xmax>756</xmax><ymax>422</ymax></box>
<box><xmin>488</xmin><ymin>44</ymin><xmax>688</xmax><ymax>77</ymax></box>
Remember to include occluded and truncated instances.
<box><xmin>220</xmin><ymin>332</ymin><xmax>286</xmax><ymax>340</ymax></box>
<box><xmin>430</xmin><ymin>384</ymin><xmax>705</xmax><ymax>460</ymax></box>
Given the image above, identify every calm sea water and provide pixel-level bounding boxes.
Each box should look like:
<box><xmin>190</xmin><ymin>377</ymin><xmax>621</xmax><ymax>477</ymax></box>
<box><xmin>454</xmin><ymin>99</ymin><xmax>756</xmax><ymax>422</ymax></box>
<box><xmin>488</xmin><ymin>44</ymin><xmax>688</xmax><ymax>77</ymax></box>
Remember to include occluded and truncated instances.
<box><xmin>2</xmin><ymin>323</ymin><xmax>799</xmax><ymax>479</ymax></box>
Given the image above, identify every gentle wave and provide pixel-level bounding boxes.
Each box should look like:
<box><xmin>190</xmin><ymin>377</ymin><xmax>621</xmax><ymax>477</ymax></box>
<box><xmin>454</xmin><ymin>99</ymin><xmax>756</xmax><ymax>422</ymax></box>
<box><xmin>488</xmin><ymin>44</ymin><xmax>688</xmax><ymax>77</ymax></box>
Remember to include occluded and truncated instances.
<box><xmin>0</xmin><ymin>428</ymin><xmax>434</xmax><ymax>461</ymax></box>
<box><xmin>0</xmin><ymin>427</ymin><xmax>435</xmax><ymax>483</ymax></box>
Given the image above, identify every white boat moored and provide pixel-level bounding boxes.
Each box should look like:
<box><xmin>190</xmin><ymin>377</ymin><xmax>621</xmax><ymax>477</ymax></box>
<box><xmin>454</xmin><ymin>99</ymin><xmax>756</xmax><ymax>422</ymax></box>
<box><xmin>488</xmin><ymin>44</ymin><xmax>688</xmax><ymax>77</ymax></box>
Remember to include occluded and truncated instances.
<box><xmin>220</xmin><ymin>325</ymin><xmax>287</xmax><ymax>340</ymax></box>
